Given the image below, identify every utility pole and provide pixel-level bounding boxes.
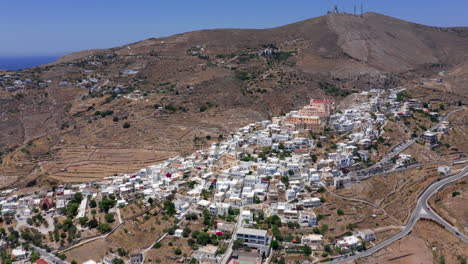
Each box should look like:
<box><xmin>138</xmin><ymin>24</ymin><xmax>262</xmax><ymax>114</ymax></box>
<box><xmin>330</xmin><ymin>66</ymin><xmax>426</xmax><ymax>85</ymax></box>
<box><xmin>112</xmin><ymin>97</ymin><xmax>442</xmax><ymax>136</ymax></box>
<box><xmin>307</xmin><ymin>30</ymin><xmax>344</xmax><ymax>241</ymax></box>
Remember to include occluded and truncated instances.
<box><xmin>354</xmin><ymin>5</ymin><xmax>357</xmax><ymax>16</ymax></box>
<box><xmin>361</xmin><ymin>3</ymin><xmax>364</xmax><ymax>16</ymax></box>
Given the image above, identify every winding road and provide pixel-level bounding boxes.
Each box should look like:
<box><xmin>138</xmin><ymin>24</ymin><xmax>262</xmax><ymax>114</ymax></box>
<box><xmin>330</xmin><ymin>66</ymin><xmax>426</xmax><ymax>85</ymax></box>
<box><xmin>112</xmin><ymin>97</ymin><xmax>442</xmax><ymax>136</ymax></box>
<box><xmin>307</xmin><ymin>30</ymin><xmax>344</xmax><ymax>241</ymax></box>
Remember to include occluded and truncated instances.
<box><xmin>354</xmin><ymin>106</ymin><xmax>465</xmax><ymax>177</ymax></box>
<box><xmin>327</xmin><ymin>165</ymin><xmax>468</xmax><ymax>263</ymax></box>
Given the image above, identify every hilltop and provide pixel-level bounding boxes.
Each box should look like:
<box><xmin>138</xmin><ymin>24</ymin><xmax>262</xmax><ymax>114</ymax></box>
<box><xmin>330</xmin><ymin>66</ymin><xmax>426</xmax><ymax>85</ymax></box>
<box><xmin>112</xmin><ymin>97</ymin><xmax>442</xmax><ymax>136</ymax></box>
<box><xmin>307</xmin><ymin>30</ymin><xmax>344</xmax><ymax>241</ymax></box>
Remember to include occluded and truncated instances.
<box><xmin>0</xmin><ymin>12</ymin><xmax>467</xmax><ymax>188</ymax></box>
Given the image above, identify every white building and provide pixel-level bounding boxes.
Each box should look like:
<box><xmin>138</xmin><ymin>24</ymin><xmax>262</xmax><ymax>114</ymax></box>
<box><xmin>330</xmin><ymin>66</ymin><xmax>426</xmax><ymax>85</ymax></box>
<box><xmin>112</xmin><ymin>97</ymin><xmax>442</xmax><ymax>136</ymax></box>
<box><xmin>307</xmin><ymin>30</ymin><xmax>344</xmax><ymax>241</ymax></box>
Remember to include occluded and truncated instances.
<box><xmin>192</xmin><ymin>245</ymin><xmax>219</xmax><ymax>263</ymax></box>
<box><xmin>357</xmin><ymin>229</ymin><xmax>376</xmax><ymax>242</ymax></box>
<box><xmin>336</xmin><ymin>235</ymin><xmax>362</xmax><ymax>252</ymax></box>
<box><xmin>438</xmin><ymin>166</ymin><xmax>451</xmax><ymax>176</ymax></box>
<box><xmin>299</xmin><ymin>210</ymin><xmax>317</xmax><ymax>227</ymax></box>
<box><xmin>302</xmin><ymin>234</ymin><xmax>323</xmax><ymax>249</ymax></box>
<box><xmin>235</xmin><ymin>227</ymin><xmax>271</xmax><ymax>254</ymax></box>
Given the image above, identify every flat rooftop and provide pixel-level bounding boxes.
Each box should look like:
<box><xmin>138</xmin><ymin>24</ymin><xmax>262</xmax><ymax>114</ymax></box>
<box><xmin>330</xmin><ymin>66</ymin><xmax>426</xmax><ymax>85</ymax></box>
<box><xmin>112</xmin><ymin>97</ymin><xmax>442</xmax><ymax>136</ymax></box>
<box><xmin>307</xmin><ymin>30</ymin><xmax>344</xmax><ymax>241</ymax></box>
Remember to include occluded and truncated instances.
<box><xmin>237</xmin><ymin>227</ymin><xmax>267</xmax><ymax>237</ymax></box>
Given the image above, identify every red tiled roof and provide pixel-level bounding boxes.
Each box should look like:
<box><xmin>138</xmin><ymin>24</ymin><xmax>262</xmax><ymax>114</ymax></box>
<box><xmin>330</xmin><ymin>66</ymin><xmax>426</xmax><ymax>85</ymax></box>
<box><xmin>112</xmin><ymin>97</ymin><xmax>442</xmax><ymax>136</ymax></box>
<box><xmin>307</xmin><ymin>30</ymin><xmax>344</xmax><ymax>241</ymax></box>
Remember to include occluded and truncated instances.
<box><xmin>36</xmin><ymin>259</ymin><xmax>50</xmax><ymax>264</ymax></box>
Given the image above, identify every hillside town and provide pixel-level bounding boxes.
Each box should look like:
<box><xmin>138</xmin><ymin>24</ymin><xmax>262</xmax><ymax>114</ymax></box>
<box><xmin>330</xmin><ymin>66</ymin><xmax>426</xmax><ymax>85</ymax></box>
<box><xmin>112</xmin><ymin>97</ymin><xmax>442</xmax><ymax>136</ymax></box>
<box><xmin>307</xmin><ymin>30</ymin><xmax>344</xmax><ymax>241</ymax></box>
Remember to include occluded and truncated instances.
<box><xmin>0</xmin><ymin>87</ymin><xmax>457</xmax><ymax>264</ymax></box>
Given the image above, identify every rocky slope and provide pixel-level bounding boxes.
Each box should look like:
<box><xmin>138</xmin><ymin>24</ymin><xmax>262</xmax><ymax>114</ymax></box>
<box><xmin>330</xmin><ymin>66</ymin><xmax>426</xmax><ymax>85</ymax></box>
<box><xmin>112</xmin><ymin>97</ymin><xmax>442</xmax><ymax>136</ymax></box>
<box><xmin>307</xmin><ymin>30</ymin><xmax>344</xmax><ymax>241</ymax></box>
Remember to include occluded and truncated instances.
<box><xmin>1</xmin><ymin>12</ymin><xmax>467</xmax><ymax>188</ymax></box>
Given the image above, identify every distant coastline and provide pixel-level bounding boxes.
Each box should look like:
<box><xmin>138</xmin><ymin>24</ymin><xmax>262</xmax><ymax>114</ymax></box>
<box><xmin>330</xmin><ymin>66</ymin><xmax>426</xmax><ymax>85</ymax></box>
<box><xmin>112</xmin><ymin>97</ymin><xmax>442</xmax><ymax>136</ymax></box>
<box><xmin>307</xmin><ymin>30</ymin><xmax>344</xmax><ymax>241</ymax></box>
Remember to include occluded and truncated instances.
<box><xmin>0</xmin><ymin>56</ymin><xmax>61</xmax><ymax>71</ymax></box>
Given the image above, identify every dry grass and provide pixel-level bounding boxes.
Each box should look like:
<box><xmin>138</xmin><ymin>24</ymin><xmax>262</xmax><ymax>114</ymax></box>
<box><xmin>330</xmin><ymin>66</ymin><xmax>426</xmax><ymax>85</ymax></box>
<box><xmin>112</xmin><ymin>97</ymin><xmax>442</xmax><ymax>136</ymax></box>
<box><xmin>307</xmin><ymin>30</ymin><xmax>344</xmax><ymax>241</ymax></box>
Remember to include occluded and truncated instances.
<box><xmin>314</xmin><ymin>191</ymin><xmax>398</xmax><ymax>241</ymax></box>
<box><xmin>429</xmin><ymin>177</ymin><xmax>468</xmax><ymax>235</ymax></box>
<box><xmin>336</xmin><ymin>165</ymin><xmax>440</xmax><ymax>224</ymax></box>
<box><xmin>144</xmin><ymin>237</ymin><xmax>193</xmax><ymax>264</ymax></box>
<box><xmin>106</xmin><ymin>212</ymin><xmax>174</xmax><ymax>252</ymax></box>
<box><xmin>64</xmin><ymin>211</ymin><xmax>175</xmax><ymax>263</ymax></box>
<box><xmin>442</xmin><ymin>108</ymin><xmax>468</xmax><ymax>153</ymax></box>
<box><xmin>65</xmin><ymin>237</ymin><xmax>114</xmax><ymax>264</ymax></box>
<box><xmin>120</xmin><ymin>202</ymin><xmax>148</xmax><ymax>219</ymax></box>
<box><xmin>357</xmin><ymin>220</ymin><xmax>468</xmax><ymax>264</ymax></box>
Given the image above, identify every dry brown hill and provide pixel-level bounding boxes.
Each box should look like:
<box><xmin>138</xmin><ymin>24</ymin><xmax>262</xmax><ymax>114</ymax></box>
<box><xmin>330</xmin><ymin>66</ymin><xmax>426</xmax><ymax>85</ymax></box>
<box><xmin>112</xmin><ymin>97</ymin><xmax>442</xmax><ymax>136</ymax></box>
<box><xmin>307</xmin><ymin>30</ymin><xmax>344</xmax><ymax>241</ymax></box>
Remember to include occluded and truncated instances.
<box><xmin>1</xmin><ymin>12</ymin><xmax>467</xmax><ymax>188</ymax></box>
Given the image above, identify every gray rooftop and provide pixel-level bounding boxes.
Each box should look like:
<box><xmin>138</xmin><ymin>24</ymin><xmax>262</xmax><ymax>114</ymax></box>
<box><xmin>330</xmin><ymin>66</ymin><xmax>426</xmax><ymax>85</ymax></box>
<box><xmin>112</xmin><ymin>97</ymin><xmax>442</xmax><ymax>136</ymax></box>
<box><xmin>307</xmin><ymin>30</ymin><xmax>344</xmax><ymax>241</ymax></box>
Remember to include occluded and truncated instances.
<box><xmin>237</xmin><ymin>227</ymin><xmax>268</xmax><ymax>237</ymax></box>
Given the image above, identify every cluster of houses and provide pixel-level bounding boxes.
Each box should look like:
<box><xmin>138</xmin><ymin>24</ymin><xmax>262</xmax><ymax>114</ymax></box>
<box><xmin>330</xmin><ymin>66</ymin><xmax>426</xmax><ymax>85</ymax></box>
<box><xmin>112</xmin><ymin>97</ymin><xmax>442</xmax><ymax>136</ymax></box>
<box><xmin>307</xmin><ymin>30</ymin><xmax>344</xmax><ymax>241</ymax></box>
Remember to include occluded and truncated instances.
<box><xmin>0</xmin><ymin>183</ymin><xmax>102</xmax><ymax>229</ymax></box>
<box><xmin>2</xmin><ymin>89</ymin><xmax>426</xmax><ymax>263</ymax></box>
<box><xmin>0</xmin><ymin>74</ymin><xmax>49</xmax><ymax>92</ymax></box>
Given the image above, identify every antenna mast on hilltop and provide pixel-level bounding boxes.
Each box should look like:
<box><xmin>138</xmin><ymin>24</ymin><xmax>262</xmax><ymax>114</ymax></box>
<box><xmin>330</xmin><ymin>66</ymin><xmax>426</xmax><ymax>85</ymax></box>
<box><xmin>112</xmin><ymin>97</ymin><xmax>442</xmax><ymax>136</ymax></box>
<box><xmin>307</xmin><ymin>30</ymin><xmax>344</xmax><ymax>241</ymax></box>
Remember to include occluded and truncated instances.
<box><xmin>361</xmin><ymin>3</ymin><xmax>364</xmax><ymax>17</ymax></box>
<box><xmin>354</xmin><ymin>5</ymin><xmax>357</xmax><ymax>16</ymax></box>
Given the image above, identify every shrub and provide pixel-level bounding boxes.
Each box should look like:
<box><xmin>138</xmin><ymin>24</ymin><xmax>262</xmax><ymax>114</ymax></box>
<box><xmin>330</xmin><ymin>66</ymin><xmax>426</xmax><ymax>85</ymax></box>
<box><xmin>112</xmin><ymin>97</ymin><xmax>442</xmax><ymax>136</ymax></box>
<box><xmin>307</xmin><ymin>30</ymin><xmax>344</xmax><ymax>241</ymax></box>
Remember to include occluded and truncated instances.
<box><xmin>105</xmin><ymin>213</ymin><xmax>115</xmax><ymax>223</ymax></box>
<box><xmin>123</xmin><ymin>122</ymin><xmax>130</xmax><ymax>128</ymax></box>
<box><xmin>98</xmin><ymin>223</ymin><xmax>112</xmax><ymax>233</ymax></box>
<box><xmin>153</xmin><ymin>242</ymin><xmax>162</xmax><ymax>249</ymax></box>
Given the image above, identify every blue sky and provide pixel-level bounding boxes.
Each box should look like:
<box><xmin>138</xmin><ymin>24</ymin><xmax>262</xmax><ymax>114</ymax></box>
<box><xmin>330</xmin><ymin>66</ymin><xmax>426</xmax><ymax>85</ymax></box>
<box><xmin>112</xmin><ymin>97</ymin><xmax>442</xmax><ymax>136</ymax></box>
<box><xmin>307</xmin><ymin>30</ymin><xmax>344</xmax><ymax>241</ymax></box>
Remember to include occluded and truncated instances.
<box><xmin>1</xmin><ymin>0</ymin><xmax>467</xmax><ymax>56</ymax></box>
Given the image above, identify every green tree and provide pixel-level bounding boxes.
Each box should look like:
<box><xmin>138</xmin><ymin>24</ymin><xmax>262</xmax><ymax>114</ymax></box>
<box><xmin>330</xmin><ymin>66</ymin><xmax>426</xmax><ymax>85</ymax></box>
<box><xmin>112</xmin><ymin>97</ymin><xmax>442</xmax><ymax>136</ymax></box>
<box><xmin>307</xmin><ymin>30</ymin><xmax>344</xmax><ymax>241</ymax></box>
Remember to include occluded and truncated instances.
<box><xmin>164</xmin><ymin>200</ymin><xmax>176</xmax><ymax>215</ymax></box>
<box><xmin>313</xmin><ymin>227</ymin><xmax>320</xmax><ymax>234</ymax></box>
<box><xmin>174</xmin><ymin>248</ymin><xmax>182</xmax><ymax>255</ymax></box>
<box><xmin>271</xmin><ymin>240</ymin><xmax>281</xmax><ymax>250</ymax></box>
<box><xmin>105</xmin><ymin>214</ymin><xmax>115</xmax><ymax>223</ymax></box>
<box><xmin>182</xmin><ymin>227</ymin><xmax>191</xmax><ymax>238</ymax></box>
<box><xmin>187</xmin><ymin>239</ymin><xmax>195</xmax><ymax>246</ymax></box>
<box><xmin>153</xmin><ymin>242</ymin><xmax>162</xmax><ymax>249</ymax></box>
<box><xmin>99</xmin><ymin>198</ymin><xmax>116</xmax><ymax>213</ymax></box>
<box><xmin>232</xmin><ymin>239</ymin><xmax>243</xmax><ymax>250</ymax></box>
<box><xmin>440</xmin><ymin>255</ymin><xmax>445</xmax><ymax>264</ymax></box>
<box><xmin>337</xmin><ymin>209</ymin><xmax>344</xmax><ymax>216</ymax></box>
<box><xmin>197</xmin><ymin>232</ymin><xmax>211</xmax><ymax>245</ymax></box>
<box><xmin>117</xmin><ymin>248</ymin><xmax>126</xmax><ymax>257</ymax></box>
<box><xmin>66</xmin><ymin>203</ymin><xmax>79</xmax><ymax>218</ymax></box>
<box><xmin>30</xmin><ymin>251</ymin><xmax>40</xmax><ymax>262</ymax></box>
<box><xmin>303</xmin><ymin>245</ymin><xmax>312</xmax><ymax>256</ymax></box>
<box><xmin>281</xmin><ymin>176</ymin><xmax>289</xmax><ymax>187</ymax></box>
<box><xmin>78</xmin><ymin>216</ymin><xmax>89</xmax><ymax>226</ymax></box>
<box><xmin>98</xmin><ymin>223</ymin><xmax>112</xmax><ymax>233</ymax></box>
<box><xmin>266</xmin><ymin>215</ymin><xmax>282</xmax><ymax>227</ymax></box>
<box><xmin>311</xmin><ymin>155</ymin><xmax>317</xmax><ymax>163</ymax></box>
<box><xmin>72</xmin><ymin>192</ymin><xmax>83</xmax><ymax>204</ymax></box>
<box><xmin>89</xmin><ymin>200</ymin><xmax>97</xmax><ymax>208</ymax></box>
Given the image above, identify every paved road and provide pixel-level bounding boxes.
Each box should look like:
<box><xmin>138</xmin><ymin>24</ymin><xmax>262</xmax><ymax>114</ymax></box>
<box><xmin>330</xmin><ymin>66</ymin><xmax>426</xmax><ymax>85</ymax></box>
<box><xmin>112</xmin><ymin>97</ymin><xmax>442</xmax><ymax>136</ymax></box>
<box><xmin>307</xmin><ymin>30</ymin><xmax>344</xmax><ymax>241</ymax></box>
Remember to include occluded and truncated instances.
<box><xmin>28</xmin><ymin>244</ymin><xmax>67</xmax><ymax>264</ymax></box>
<box><xmin>431</xmin><ymin>106</ymin><xmax>465</xmax><ymax>131</ymax></box>
<box><xmin>220</xmin><ymin>206</ymin><xmax>244</xmax><ymax>264</ymax></box>
<box><xmin>356</xmin><ymin>158</ymin><xmax>468</xmax><ymax>180</ymax></box>
<box><xmin>327</xmin><ymin>165</ymin><xmax>468</xmax><ymax>263</ymax></box>
<box><xmin>354</xmin><ymin>106</ymin><xmax>465</xmax><ymax>177</ymax></box>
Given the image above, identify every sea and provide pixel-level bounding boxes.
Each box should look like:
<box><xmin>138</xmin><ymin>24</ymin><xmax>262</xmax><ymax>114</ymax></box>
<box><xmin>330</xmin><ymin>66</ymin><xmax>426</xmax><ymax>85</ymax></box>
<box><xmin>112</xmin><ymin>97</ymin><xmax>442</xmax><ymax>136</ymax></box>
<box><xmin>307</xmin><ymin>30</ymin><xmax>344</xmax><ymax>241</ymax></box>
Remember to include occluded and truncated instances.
<box><xmin>0</xmin><ymin>56</ymin><xmax>61</xmax><ymax>71</ymax></box>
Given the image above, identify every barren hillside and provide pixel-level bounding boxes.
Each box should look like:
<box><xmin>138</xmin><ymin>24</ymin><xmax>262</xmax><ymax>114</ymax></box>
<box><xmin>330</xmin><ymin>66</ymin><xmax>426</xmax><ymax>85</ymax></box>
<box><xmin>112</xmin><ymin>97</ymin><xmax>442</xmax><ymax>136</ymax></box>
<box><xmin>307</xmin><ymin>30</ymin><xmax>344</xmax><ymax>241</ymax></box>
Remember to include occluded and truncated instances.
<box><xmin>1</xmin><ymin>12</ymin><xmax>467</xmax><ymax>188</ymax></box>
